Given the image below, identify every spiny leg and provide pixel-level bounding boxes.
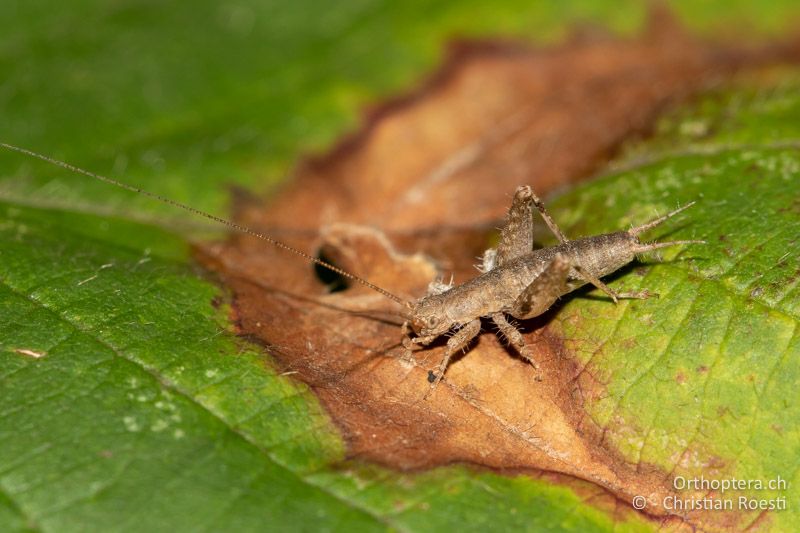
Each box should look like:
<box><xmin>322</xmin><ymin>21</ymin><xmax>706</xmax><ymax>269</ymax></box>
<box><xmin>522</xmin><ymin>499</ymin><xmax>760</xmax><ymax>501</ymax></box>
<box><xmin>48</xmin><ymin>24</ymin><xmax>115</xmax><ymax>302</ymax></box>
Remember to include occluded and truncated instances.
<box><xmin>536</xmin><ymin>202</ymin><xmax>701</xmax><ymax>304</ymax></box>
<box><xmin>496</xmin><ymin>186</ymin><xmax>536</xmax><ymax>266</ymax></box>
<box><xmin>571</xmin><ymin>236</ymin><xmax>706</xmax><ymax>302</ymax></box>
<box><xmin>514</xmin><ymin>256</ymin><xmax>653</xmax><ymax>317</ymax></box>
<box><xmin>401</xmin><ymin>321</ymin><xmax>441</xmax><ymax>367</ymax></box>
<box><xmin>426</xmin><ymin>318</ymin><xmax>481</xmax><ymax>394</ymax></box>
<box><xmin>491</xmin><ymin>312</ymin><xmax>542</xmax><ymax>380</ymax></box>
<box><xmin>529</xmin><ymin>190</ymin><xmax>568</xmax><ymax>243</ymax></box>
<box><xmin>572</xmin><ymin>265</ymin><xmax>653</xmax><ymax>302</ymax></box>
<box><xmin>404</xmin><ymin>332</ymin><xmax>438</xmax><ymax>350</ymax></box>
<box><xmin>577</xmin><ymin>202</ymin><xmax>703</xmax><ymax>299</ymax></box>
<box><xmin>511</xmin><ymin>254</ymin><xmax>572</xmax><ymax>319</ymax></box>
<box><xmin>524</xmin><ymin>196</ymin><xmax>639</xmax><ymax>299</ymax></box>
<box><xmin>401</xmin><ymin>320</ymin><xmax>413</xmax><ymax>349</ymax></box>
<box><xmin>495</xmin><ymin>185</ymin><xmax>570</xmax><ymax>266</ymax></box>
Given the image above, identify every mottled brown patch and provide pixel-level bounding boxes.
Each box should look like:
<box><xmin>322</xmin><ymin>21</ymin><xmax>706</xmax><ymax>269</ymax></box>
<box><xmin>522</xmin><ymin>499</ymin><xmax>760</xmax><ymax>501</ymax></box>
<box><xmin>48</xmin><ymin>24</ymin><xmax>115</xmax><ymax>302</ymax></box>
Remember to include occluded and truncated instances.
<box><xmin>199</xmin><ymin>10</ymin><xmax>800</xmax><ymax>532</ymax></box>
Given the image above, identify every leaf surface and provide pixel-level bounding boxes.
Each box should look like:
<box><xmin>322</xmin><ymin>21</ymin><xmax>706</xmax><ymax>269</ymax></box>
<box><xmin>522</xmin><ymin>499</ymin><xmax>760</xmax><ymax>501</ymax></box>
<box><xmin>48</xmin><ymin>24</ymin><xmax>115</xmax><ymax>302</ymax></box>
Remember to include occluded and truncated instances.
<box><xmin>1</xmin><ymin>2</ymin><xmax>800</xmax><ymax>532</ymax></box>
<box><xmin>210</xmin><ymin>24</ymin><xmax>800</xmax><ymax>533</ymax></box>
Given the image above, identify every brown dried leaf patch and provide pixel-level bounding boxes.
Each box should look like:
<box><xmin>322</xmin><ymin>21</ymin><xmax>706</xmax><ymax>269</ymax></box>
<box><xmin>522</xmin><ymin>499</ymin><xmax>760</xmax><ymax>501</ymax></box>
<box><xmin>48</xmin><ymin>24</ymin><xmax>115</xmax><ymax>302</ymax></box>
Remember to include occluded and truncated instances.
<box><xmin>200</xmin><ymin>12</ymin><xmax>800</xmax><ymax>531</ymax></box>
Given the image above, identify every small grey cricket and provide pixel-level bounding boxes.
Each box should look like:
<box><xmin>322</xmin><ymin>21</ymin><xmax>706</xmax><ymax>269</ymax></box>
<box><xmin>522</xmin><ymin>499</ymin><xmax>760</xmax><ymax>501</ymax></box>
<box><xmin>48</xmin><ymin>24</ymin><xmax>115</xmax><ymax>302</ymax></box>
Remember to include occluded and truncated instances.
<box><xmin>1</xmin><ymin>143</ymin><xmax>704</xmax><ymax>394</ymax></box>
<box><xmin>403</xmin><ymin>186</ymin><xmax>704</xmax><ymax>392</ymax></box>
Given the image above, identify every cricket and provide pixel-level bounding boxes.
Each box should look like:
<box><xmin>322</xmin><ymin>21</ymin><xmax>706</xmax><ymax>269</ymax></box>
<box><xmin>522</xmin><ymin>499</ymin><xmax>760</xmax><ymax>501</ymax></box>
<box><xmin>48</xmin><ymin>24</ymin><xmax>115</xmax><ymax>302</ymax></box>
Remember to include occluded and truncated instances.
<box><xmin>0</xmin><ymin>142</ymin><xmax>703</xmax><ymax>393</ymax></box>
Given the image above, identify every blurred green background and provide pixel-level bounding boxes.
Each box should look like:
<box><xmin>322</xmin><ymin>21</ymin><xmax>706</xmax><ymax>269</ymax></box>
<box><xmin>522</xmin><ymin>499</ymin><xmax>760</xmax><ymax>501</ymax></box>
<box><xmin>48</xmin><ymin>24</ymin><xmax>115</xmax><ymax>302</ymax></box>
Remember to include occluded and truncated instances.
<box><xmin>1</xmin><ymin>0</ymin><xmax>798</xmax><ymax>216</ymax></box>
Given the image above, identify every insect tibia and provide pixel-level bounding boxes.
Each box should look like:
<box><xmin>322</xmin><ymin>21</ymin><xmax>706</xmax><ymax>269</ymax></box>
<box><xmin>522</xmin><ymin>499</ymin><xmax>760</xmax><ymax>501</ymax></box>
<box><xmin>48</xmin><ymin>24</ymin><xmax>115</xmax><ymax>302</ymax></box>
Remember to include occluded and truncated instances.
<box><xmin>628</xmin><ymin>201</ymin><xmax>697</xmax><ymax>236</ymax></box>
<box><xmin>0</xmin><ymin>141</ymin><xmax>409</xmax><ymax>307</ymax></box>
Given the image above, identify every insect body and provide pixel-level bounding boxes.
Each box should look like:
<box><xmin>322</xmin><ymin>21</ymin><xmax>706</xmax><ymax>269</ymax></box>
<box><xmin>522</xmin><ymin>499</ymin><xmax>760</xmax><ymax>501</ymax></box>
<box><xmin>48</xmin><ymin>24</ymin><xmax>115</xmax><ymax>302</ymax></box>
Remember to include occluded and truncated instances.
<box><xmin>1</xmin><ymin>144</ymin><xmax>703</xmax><ymax>393</ymax></box>
<box><xmin>404</xmin><ymin>186</ymin><xmax>703</xmax><ymax>390</ymax></box>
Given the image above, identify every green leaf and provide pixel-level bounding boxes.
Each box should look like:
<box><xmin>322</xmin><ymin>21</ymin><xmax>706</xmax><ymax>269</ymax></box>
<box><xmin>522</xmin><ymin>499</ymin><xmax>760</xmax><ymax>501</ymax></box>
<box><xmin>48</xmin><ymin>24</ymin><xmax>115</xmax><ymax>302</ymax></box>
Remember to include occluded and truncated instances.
<box><xmin>550</xmin><ymin>79</ymin><xmax>800</xmax><ymax>529</ymax></box>
<box><xmin>2</xmin><ymin>1</ymin><xmax>800</xmax><ymax>532</ymax></box>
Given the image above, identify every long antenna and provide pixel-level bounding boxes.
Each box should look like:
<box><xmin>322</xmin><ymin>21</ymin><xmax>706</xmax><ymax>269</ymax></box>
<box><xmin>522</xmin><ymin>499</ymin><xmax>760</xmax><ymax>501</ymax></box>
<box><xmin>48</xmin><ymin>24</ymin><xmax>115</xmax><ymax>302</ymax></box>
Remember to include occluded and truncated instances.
<box><xmin>0</xmin><ymin>142</ymin><xmax>409</xmax><ymax>307</ymax></box>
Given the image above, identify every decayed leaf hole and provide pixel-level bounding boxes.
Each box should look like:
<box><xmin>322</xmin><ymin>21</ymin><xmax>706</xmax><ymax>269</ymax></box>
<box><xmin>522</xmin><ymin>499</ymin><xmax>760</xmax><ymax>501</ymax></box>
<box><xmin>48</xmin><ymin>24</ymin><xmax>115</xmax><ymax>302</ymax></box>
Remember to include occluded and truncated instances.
<box><xmin>199</xmin><ymin>10</ymin><xmax>800</xmax><ymax>531</ymax></box>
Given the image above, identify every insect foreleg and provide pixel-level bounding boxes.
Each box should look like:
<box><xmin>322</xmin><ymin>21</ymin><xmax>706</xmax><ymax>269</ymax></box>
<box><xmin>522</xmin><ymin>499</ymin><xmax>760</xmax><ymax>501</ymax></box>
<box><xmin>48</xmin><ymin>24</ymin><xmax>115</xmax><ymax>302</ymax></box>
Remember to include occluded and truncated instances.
<box><xmin>426</xmin><ymin>319</ymin><xmax>481</xmax><ymax>393</ymax></box>
<box><xmin>411</xmin><ymin>335</ymin><xmax>439</xmax><ymax>346</ymax></box>
<box><xmin>401</xmin><ymin>320</ymin><xmax>414</xmax><ymax>350</ymax></box>
<box><xmin>402</xmin><ymin>321</ymin><xmax>438</xmax><ymax>353</ymax></box>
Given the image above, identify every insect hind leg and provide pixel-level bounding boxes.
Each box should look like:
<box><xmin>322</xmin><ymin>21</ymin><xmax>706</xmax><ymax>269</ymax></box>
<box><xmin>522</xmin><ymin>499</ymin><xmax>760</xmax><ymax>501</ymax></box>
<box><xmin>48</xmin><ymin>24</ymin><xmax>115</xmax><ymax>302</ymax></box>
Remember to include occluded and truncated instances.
<box><xmin>513</xmin><ymin>256</ymin><xmax>652</xmax><ymax>316</ymax></box>
<box><xmin>511</xmin><ymin>254</ymin><xmax>572</xmax><ymax>318</ymax></box>
<box><xmin>496</xmin><ymin>186</ymin><xmax>570</xmax><ymax>267</ymax></box>
<box><xmin>530</xmin><ymin>190</ymin><xmax>568</xmax><ymax>243</ymax></box>
<box><xmin>572</xmin><ymin>265</ymin><xmax>654</xmax><ymax>302</ymax></box>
